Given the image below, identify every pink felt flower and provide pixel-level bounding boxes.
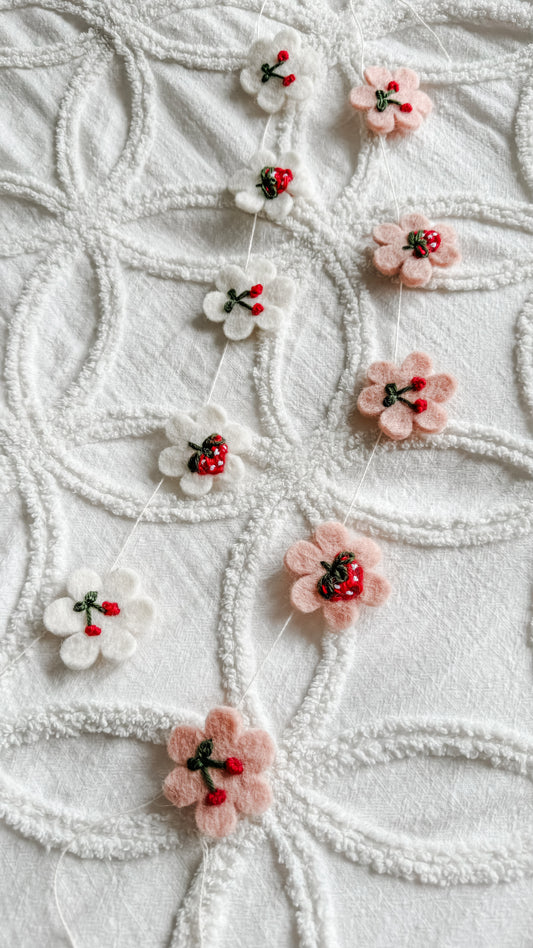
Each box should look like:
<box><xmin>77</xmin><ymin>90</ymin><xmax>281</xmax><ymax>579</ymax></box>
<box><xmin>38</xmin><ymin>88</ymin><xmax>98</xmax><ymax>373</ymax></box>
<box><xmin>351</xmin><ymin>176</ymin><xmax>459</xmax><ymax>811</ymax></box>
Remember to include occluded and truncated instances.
<box><xmin>163</xmin><ymin>707</ymin><xmax>275</xmax><ymax>838</ymax></box>
<box><xmin>373</xmin><ymin>213</ymin><xmax>460</xmax><ymax>287</ymax></box>
<box><xmin>357</xmin><ymin>351</ymin><xmax>457</xmax><ymax>441</ymax></box>
<box><xmin>350</xmin><ymin>67</ymin><xmax>432</xmax><ymax>136</ymax></box>
<box><xmin>284</xmin><ymin>522</ymin><xmax>390</xmax><ymax>632</ymax></box>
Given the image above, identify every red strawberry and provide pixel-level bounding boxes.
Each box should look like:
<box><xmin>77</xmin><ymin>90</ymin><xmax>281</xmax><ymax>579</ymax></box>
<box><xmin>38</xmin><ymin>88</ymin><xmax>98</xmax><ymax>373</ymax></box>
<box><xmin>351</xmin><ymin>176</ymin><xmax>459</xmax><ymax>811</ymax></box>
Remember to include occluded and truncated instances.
<box><xmin>317</xmin><ymin>551</ymin><xmax>364</xmax><ymax>602</ymax></box>
<box><xmin>188</xmin><ymin>434</ymin><xmax>228</xmax><ymax>477</ymax></box>
<box><xmin>423</xmin><ymin>230</ymin><xmax>441</xmax><ymax>253</ymax></box>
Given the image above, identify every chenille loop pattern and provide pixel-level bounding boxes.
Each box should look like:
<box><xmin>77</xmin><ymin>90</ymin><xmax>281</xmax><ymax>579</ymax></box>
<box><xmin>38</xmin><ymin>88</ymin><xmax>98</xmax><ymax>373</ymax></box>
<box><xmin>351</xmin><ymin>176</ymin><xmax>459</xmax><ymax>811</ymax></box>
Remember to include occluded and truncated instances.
<box><xmin>1</xmin><ymin>0</ymin><xmax>533</xmax><ymax>945</ymax></box>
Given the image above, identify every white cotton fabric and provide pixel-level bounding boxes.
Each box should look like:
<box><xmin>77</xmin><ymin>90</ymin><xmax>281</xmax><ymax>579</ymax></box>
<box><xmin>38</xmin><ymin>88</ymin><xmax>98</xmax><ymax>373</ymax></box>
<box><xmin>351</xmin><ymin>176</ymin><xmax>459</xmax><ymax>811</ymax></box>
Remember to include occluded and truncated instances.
<box><xmin>1</xmin><ymin>1</ymin><xmax>533</xmax><ymax>946</ymax></box>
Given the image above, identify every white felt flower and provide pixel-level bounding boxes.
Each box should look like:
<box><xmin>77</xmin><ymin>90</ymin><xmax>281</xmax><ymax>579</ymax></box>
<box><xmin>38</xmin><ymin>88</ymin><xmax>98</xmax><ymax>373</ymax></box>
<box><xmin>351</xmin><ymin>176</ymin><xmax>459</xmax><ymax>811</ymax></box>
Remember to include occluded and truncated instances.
<box><xmin>159</xmin><ymin>404</ymin><xmax>252</xmax><ymax>497</ymax></box>
<box><xmin>228</xmin><ymin>149</ymin><xmax>312</xmax><ymax>221</ymax></box>
<box><xmin>240</xmin><ymin>27</ymin><xmax>319</xmax><ymax>113</ymax></box>
<box><xmin>43</xmin><ymin>568</ymin><xmax>155</xmax><ymax>671</ymax></box>
<box><xmin>202</xmin><ymin>257</ymin><xmax>295</xmax><ymax>340</ymax></box>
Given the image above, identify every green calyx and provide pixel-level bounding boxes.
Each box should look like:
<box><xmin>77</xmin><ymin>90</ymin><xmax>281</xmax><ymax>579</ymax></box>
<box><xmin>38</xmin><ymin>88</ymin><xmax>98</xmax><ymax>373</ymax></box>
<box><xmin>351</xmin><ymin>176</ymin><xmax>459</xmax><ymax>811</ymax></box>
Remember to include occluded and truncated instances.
<box><xmin>319</xmin><ymin>551</ymin><xmax>355</xmax><ymax>597</ymax></box>
<box><xmin>403</xmin><ymin>230</ymin><xmax>429</xmax><ymax>258</ymax></box>
<box><xmin>256</xmin><ymin>167</ymin><xmax>279</xmax><ymax>200</ymax></box>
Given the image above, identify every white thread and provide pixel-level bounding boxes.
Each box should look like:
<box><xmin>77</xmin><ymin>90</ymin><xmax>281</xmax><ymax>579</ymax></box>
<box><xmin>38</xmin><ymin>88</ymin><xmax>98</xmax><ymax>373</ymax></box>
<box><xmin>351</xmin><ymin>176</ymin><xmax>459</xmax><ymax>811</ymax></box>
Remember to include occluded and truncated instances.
<box><xmin>255</xmin><ymin>0</ymin><xmax>268</xmax><ymax>39</ymax></box>
<box><xmin>0</xmin><ymin>633</ymin><xmax>46</xmax><ymax>683</ymax></box>
<box><xmin>342</xmin><ymin>434</ymin><xmax>382</xmax><ymax>525</ymax></box>
<box><xmin>198</xmin><ymin>836</ymin><xmax>209</xmax><ymax>948</ymax></box>
<box><xmin>109</xmin><ymin>478</ymin><xmax>164</xmax><ymax>571</ymax></box>
<box><xmin>378</xmin><ymin>136</ymin><xmax>401</xmax><ymax>224</ymax></box>
<box><xmin>393</xmin><ymin>281</ymin><xmax>403</xmax><ymax>362</ymax></box>
<box><xmin>348</xmin><ymin>0</ymin><xmax>365</xmax><ymax>79</ymax></box>
<box><xmin>206</xmin><ymin>341</ymin><xmax>229</xmax><ymax>404</ymax></box>
<box><xmin>397</xmin><ymin>0</ymin><xmax>452</xmax><ymax>62</ymax></box>
<box><xmin>236</xmin><ymin>611</ymin><xmax>294</xmax><ymax>709</ymax></box>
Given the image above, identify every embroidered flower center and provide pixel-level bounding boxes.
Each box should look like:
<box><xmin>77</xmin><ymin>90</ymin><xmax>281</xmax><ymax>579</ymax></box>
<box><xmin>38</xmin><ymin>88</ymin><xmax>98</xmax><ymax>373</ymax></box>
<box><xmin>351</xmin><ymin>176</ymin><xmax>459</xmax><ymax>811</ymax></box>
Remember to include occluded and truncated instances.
<box><xmin>73</xmin><ymin>591</ymin><xmax>121</xmax><ymax>637</ymax></box>
<box><xmin>224</xmin><ymin>284</ymin><xmax>264</xmax><ymax>317</ymax></box>
<box><xmin>403</xmin><ymin>229</ymin><xmax>441</xmax><ymax>258</ymax></box>
<box><xmin>382</xmin><ymin>377</ymin><xmax>427</xmax><ymax>413</ymax></box>
<box><xmin>317</xmin><ymin>552</ymin><xmax>364</xmax><ymax>602</ymax></box>
<box><xmin>187</xmin><ymin>434</ymin><xmax>228</xmax><ymax>476</ymax></box>
<box><xmin>260</xmin><ymin>49</ymin><xmax>296</xmax><ymax>87</ymax></box>
<box><xmin>375</xmin><ymin>80</ymin><xmax>412</xmax><ymax>113</ymax></box>
<box><xmin>187</xmin><ymin>738</ymin><xmax>244</xmax><ymax>806</ymax></box>
<box><xmin>257</xmin><ymin>166</ymin><xmax>293</xmax><ymax>200</ymax></box>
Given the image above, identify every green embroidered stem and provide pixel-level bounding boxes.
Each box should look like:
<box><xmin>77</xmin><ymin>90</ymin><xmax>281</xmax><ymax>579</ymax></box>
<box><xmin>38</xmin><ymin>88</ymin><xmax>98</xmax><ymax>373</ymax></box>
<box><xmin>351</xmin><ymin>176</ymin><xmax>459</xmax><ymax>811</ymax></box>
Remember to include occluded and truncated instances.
<box><xmin>375</xmin><ymin>89</ymin><xmax>402</xmax><ymax>111</ymax></box>
<box><xmin>383</xmin><ymin>382</ymin><xmax>420</xmax><ymax>411</ymax></box>
<box><xmin>187</xmin><ymin>739</ymin><xmax>227</xmax><ymax>792</ymax></box>
<box><xmin>73</xmin><ymin>590</ymin><xmax>106</xmax><ymax>627</ymax></box>
<box><xmin>260</xmin><ymin>60</ymin><xmax>285</xmax><ymax>83</ymax></box>
<box><xmin>224</xmin><ymin>288</ymin><xmax>254</xmax><ymax>314</ymax></box>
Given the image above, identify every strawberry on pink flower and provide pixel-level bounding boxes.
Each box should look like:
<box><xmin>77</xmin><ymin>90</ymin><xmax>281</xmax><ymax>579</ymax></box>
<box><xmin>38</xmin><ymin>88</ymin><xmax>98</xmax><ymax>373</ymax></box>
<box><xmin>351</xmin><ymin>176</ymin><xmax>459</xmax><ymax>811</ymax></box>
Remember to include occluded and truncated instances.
<box><xmin>163</xmin><ymin>707</ymin><xmax>275</xmax><ymax>838</ymax></box>
<box><xmin>357</xmin><ymin>351</ymin><xmax>457</xmax><ymax>441</ymax></box>
<box><xmin>373</xmin><ymin>213</ymin><xmax>460</xmax><ymax>287</ymax></box>
<box><xmin>284</xmin><ymin>522</ymin><xmax>390</xmax><ymax>632</ymax></box>
<box><xmin>350</xmin><ymin>67</ymin><xmax>432</xmax><ymax>136</ymax></box>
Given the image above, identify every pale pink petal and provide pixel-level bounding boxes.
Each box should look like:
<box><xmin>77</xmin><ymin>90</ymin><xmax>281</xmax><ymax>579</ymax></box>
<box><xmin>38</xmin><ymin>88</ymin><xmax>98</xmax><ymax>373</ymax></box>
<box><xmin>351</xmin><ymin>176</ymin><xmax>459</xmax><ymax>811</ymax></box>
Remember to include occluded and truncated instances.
<box><xmin>372</xmin><ymin>223</ymin><xmax>404</xmax><ymax>245</ymax></box>
<box><xmin>163</xmin><ymin>767</ymin><xmax>203</xmax><ymax>808</ymax></box>
<box><xmin>233</xmin><ymin>775</ymin><xmax>272</xmax><ymax>815</ymax></box>
<box><xmin>392</xmin><ymin>67</ymin><xmax>419</xmax><ymax>90</ymax></box>
<box><xmin>413</xmin><ymin>400</ymin><xmax>448</xmax><ymax>434</ymax></box>
<box><xmin>291</xmin><ymin>573</ymin><xmax>322</xmax><ymax>613</ymax></box>
<box><xmin>364</xmin><ymin>66</ymin><xmax>392</xmax><ymax>88</ymax></box>
<box><xmin>195</xmin><ymin>798</ymin><xmax>238</xmax><ymax>837</ymax></box>
<box><xmin>235</xmin><ymin>730</ymin><xmax>275</xmax><ymax>773</ymax></box>
<box><xmin>379</xmin><ymin>402</ymin><xmax>414</xmax><ymax>440</ymax></box>
<box><xmin>373</xmin><ymin>244</ymin><xmax>408</xmax><ymax>276</ymax></box>
<box><xmin>400</xmin><ymin>352</ymin><xmax>433</xmax><ymax>377</ymax></box>
<box><xmin>168</xmin><ymin>725</ymin><xmax>204</xmax><ymax>763</ymax></box>
<box><xmin>349</xmin><ymin>85</ymin><xmax>376</xmax><ymax>110</ymax></box>
<box><xmin>366</xmin><ymin>361</ymin><xmax>398</xmax><ymax>384</ymax></box>
<box><xmin>431</xmin><ymin>242</ymin><xmax>461</xmax><ymax>267</ymax></box>
<box><xmin>348</xmin><ymin>536</ymin><xmax>382</xmax><ymax>570</ymax></box>
<box><xmin>409</xmin><ymin>89</ymin><xmax>432</xmax><ymax>115</ymax></box>
<box><xmin>357</xmin><ymin>384</ymin><xmax>386</xmax><ymax>417</ymax></box>
<box><xmin>323</xmin><ymin>600</ymin><xmax>360</xmax><ymax>631</ymax></box>
<box><xmin>434</xmin><ymin>224</ymin><xmax>456</xmax><ymax>243</ymax></box>
<box><xmin>400</xmin><ymin>213</ymin><xmax>431</xmax><ymax>232</ymax></box>
<box><xmin>359</xmin><ymin>571</ymin><xmax>391</xmax><ymax>607</ymax></box>
<box><xmin>423</xmin><ymin>373</ymin><xmax>457</xmax><ymax>402</ymax></box>
<box><xmin>204</xmin><ymin>707</ymin><xmax>242</xmax><ymax>755</ymax></box>
<box><xmin>394</xmin><ymin>106</ymin><xmax>423</xmax><ymax>132</ymax></box>
<box><xmin>314</xmin><ymin>521</ymin><xmax>353</xmax><ymax>559</ymax></box>
<box><xmin>284</xmin><ymin>540</ymin><xmax>322</xmax><ymax>576</ymax></box>
<box><xmin>400</xmin><ymin>255</ymin><xmax>433</xmax><ymax>287</ymax></box>
<box><xmin>367</xmin><ymin>108</ymin><xmax>395</xmax><ymax>135</ymax></box>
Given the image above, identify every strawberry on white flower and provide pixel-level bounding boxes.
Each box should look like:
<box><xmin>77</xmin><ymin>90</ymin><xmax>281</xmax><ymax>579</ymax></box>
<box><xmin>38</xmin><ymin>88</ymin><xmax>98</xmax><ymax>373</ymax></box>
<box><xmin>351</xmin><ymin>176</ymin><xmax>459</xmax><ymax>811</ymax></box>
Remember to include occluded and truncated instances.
<box><xmin>203</xmin><ymin>256</ymin><xmax>295</xmax><ymax>340</ymax></box>
<box><xmin>43</xmin><ymin>568</ymin><xmax>155</xmax><ymax>671</ymax></box>
<box><xmin>159</xmin><ymin>404</ymin><xmax>252</xmax><ymax>498</ymax></box>
<box><xmin>228</xmin><ymin>149</ymin><xmax>312</xmax><ymax>221</ymax></box>
<box><xmin>240</xmin><ymin>27</ymin><xmax>319</xmax><ymax>113</ymax></box>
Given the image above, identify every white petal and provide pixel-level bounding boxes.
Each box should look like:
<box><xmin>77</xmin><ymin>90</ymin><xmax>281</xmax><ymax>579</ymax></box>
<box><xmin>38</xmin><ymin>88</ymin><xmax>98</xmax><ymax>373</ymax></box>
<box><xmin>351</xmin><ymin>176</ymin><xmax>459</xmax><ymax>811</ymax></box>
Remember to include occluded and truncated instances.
<box><xmin>256</xmin><ymin>82</ymin><xmax>286</xmax><ymax>114</ymax></box>
<box><xmin>223</xmin><ymin>423</ymin><xmax>253</xmax><ymax>453</ymax></box>
<box><xmin>196</xmin><ymin>403</ymin><xmax>227</xmax><ymax>429</ymax></box>
<box><xmin>214</xmin><ymin>265</ymin><xmax>247</xmax><ymax>293</ymax></box>
<box><xmin>235</xmin><ymin>189</ymin><xmax>265</xmax><ymax>214</ymax></box>
<box><xmin>60</xmin><ymin>633</ymin><xmax>100</xmax><ymax>671</ymax></box>
<box><xmin>216</xmin><ymin>453</ymin><xmax>245</xmax><ymax>487</ymax></box>
<box><xmin>281</xmin><ymin>150</ymin><xmax>301</xmax><ymax>171</ymax></box>
<box><xmin>203</xmin><ymin>291</ymin><xmax>228</xmax><ymax>322</ymax></box>
<box><xmin>256</xmin><ymin>304</ymin><xmax>283</xmax><ymax>332</ymax></box>
<box><xmin>246</xmin><ymin>256</ymin><xmax>276</xmax><ymax>284</ymax></box>
<box><xmin>289</xmin><ymin>169</ymin><xmax>312</xmax><ymax>199</ymax></box>
<box><xmin>247</xmin><ymin>38</ymin><xmax>273</xmax><ymax>62</ymax></box>
<box><xmin>285</xmin><ymin>75</ymin><xmax>313</xmax><ymax>101</ymax></box>
<box><xmin>273</xmin><ymin>28</ymin><xmax>301</xmax><ymax>52</ymax></box>
<box><xmin>240</xmin><ymin>66</ymin><xmax>263</xmax><ymax>95</ymax></box>
<box><xmin>159</xmin><ymin>446</ymin><xmax>188</xmax><ymax>477</ymax></box>
<box><xmin>263</xmin><ymin>276</ymin><xmax>295</xmax><ymax>307</ymax></box>
<box><xmin>99</xmin><ymin>628</ymin><xmax>137</xmax><ymax>663</ymax></box>
<box><xmin>43</xmin><ymin>597</ymin><xmax>80</xmax><ymax>637</ymax></box>
<box><xmin>265</xmin><ymin>193</ymin><xmax>293</xmax><ymax>220</ymax></box>
<box><xmin>165</xmin><ymin>412</ymin><xmax>195</xmax><ymax>444</ymax></box>
<box><xmin>180</xmin><ymin>471</ymin><xmax>213</xmax><ymax>497</ymax></box>
<box><xmin>224</xmin><ymin>308</ymin><xmax>254</xmax><ymax>340</ymax></box>
<box><xmin>103</xmin><ymin>568</ymin><xmax>140</xmax><ymax>602</ymax></box>
<box><xmin>251</xmin><ymin>148</ymin><xmax>276</xmax><ymax>167</ymax></box>
<box><xmin>119</xmin><ymin>597</ymin><xmax>155</xmax><ymax>632</ymax></box>
<box><xmin>67</xmin><ymin>568</ymin><xmax>102</xmax><ymax>602</ymax></box>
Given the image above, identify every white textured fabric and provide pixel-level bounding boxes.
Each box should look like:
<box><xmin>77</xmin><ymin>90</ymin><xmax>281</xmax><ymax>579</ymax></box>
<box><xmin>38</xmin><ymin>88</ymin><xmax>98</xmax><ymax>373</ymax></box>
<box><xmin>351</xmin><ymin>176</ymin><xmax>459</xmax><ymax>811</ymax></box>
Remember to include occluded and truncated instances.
<box><xmin>1</xmin><ymin>1</ymin><xmax>533</xmax><ymax>945</ymax></box>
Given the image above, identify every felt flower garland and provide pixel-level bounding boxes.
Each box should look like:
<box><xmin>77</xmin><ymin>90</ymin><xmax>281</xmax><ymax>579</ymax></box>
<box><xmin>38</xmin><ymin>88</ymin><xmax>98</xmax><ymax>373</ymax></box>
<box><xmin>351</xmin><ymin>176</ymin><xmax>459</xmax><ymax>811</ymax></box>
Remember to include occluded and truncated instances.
<box><xmin>158</xmin><ymin>403</ymin><xmax>253</xmax><ymax>497</ymax></box>
<box><xmin>43</xmin><ymin>568</ymin><xmax>155</xmax><ymax>670</ymax></box>
<box><xmin>240</xmin><ymin>27</ymin><xmax>319</xmax><ymax>113</ymax></box>
<box><xmin>357</xmin><ymin>352</ymin><xmax>457</xmax><ymax>440</ymax></box>
<box><xmin>284</xmin><ymin>522</ymin><xmax>390</xmax><ymax>631</ymax></box>
<box><xmin>163</xmin><ymin>706</ymin><xmax>275</xmax><ymax>837</ymax></box>
<box><xmin>373</xmin><ymin>213</ymin><xmax>460</xmax><ymax>287</ymax></box>
<box><xmin>350</xmin><ymin>67</ymin><xmax>432</xmax><ymax>136</ymax></box>
<box><xmin>203</xmin><ymin>257</ymin><xmax>295</xmax><ymax>339</ymax></box>
<box><xmin>228</xmin><ymin>149</ymin><xmax>312</xmax><ymax>221</ymax></box>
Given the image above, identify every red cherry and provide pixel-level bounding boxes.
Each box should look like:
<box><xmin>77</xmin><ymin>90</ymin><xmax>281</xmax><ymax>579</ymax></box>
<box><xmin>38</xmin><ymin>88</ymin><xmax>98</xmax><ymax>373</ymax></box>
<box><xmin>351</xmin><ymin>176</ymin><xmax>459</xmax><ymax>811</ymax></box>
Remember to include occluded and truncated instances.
<box><xmin>277</xmin><ymin>50</ymin><xmax>289</xmax><ymax>62</ymax></box>
<box><xmin>387</xmin><ymin>80</ymin><xmax>399</xmax><ymax>92</ymax></box>
<box><xmin>206</xmin><ymin>788</ymin><xmax>227</xmax><ymax>806</ymax></box>
<box><xmin>251</xmin><ymin>303</ymin><xmax>264</xmax><ymax>316</ymax></box>
<box><xmin>85</xmin><ymin>624</ymin><xmax>102</xmax><ymax>637</ymax></box>
<box><xmin>423</xmin><ymin>230</ymin><xmax>441</xmax><ymax>253</ymax></box>
<box><xmin>282</xmin><ymin>74</ymin><xmax>296</xmax><ymax>87</ymax></box>
<box><xmin>102</xmin><ymin>601</ymin><xmax>120</xmax><ymax>616</ymax></box>
<box><xmin>225</xmin><ymin>757</ymin><xmax>244</xmax><ymax>775</ymax></box>
<box><xmin>410</xmin><ymin>377</ymin><xmax>426</xmax><ymax>392</ymax></box>
<box><xmin>273</xmin><ymin>167</ymin><xmax>293</xmax><ymax>194</ymax></box>
<box><xmin>400</xmin><ymin>103</ymin><xmax>413</xmax><ymax>112</ymax></box>
<box><xmin>413</xmin><ymin>399</ymin><xmax>427</xmax><ymax>414</ymax></box>
<box><xmin>249</xmin><ymin>284</ymin><xmax>263</xmax><ymax>298</ymax></box>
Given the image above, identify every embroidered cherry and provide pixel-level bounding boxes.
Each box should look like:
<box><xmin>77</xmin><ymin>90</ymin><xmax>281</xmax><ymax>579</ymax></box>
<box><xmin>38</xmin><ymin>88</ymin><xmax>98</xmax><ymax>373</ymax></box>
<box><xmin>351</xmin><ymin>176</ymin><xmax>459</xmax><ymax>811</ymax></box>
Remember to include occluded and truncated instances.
<box><xmin>73</xmin><ymin>590</ymin><xmax>121</xmax><ymax>637</ymax></box>
<box><xmin>317</xmin><ymin>552</ymin><xmax>364</xmax><ymax>602</ymax></box>
<box><xmin>224</xmin><ymin>284</ymin><xmax>264</xmax><ymax>316</ymax></box>
<box><xmin>382</xmin><ymin>377</ymin><xmax>428</xmax><ymax>412</ymax></box>
<box><xmin>187</xmin><ymin>434</ymin><xmax>228</xmax><ymax>476</ymax></box>
<box><xmin>187</xmin><ymin>739</ymin><xmax>245</xmax><ymax>806</ymax></box>
<box><xmin>375</xmin><ymin>79</ymin><xmax>411</xmax><ymax>112</ymax></box>
<box><xmin>257</xmin><ymin>166</ymin><xmax>293</xmax><ymax>200</ymax></box>
<box><xmin>260</xmin><ymin>49</ymin><xmax>296</xmax><ymax>86</ymax></box>
<box><xmin>403</xmin><ymin>229</ymin><xmax>441</xmax><ymax>258</ymax></box>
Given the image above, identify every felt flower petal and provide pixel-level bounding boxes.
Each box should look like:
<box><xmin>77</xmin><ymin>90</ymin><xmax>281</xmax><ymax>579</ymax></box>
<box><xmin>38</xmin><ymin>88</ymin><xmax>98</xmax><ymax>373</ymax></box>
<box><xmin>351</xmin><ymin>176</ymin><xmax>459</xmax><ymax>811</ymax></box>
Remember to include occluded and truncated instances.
<box><xmin>379</xmin><ymin>402</ymin><xmax>414</xmax><ymax>440</ymax></box>
<box><xmin>265</xmin><ymin>193</ymin><xmax>294</xmax><ymax>221</ymax></box>
<box><xmin>373</xmin><ymin>223</ymin><xmax>404</xmax><ymax>245</ymax></box>
<box><xmin>196</xmin><ymin>404</ymin><xmax>227</xmax><ymax>430</ymax></box>
<box><xmin>205</xmin><ymin>706</ymin><xmax>242</xmax><ymax>751</ymax></box>
<box><xmin>255</xmin><ymin>305</ymin><xmax>283</xmax><ymax>332</ymax></box>
<box><xmin>233</xmin><ymin>775</ymin><xmax>272</xmax><ymax>814</ymax></box>
<box><xmin>367</xmin><ymin>361</ymin><xmax>399</xmax><ymax>384</ymax></box>
<box><xmin>60</xmin><ymin>632</ymin><xmax>100</xmax><ymax>671</ymax></box>
<box><xmin>167</xmin><ymin>725</ymin><xmax>204</xmax><ymax>763</ymax></box>
<box><xmin>43</xmin><ymin>597</ymin><xmax>80</xmax><ymax>637</ymax></box>
<box><xmin>224</xmin><ymin>308</ymin><xmax>255</xmax><ymax>340</ymax></box>
<box><xmin>236</xmin><ymin>730</ymin><xmax>276</xmax><ymax>773</ymax></box>
<box><xmin>349</xmin><ymin>85</ymin><xmax>376</xmax><ymax>109</ymax></box>
<box><xmin>431</xmin><ymin>242</ymin><xmax>461</xmax><ymax>267</ymax></box>
<box><xmin>413</xmin><ymin>400</ymin><xmax>448</xmax><ymax>433</ymax></box>
<box><xmin>284</xmin><ymin>540</ymin><xmax>322</xmax><ymax>575</ymax></box>
<box><xmin>104</xmin><ymin>568</ymin><xmax>140</xmax><ymax>602</ymax></box>
<box><xmin>165</xmin><ymin>412</ymin><xmax>196</xmax><ymax>445</ymax></box>
<box><xmin>203</xmin><ymin>291</ymin><xmax>228</xmax><ymax>322</ymax></box>
<box><xmin>195</xmin><ymin>798</ymin><xmax>238</xmax><ymax>838</ymax></box>
<box><xmin>314</xmin><ymin>521</ymin><xmax>352</xmax><ymax>560</ymax></box>
<box><xmin>164</xmin><ymin>767</ymin><xmax>203</xmax><ymax>807</ymax></box>
<box><xmin>400</xmin><ymin>255</ymin><xmax>433</xmax><ymax>287</ymax></box>
<box><xmin>67</xmin><ymin>568</ymin><xmax>102</xmax><ymax>602</ymax></box>
<box><xmin>222</xmin><ymin>423</ymin><xmax>252</xmax><ymax>454</ymax></box>
<box><xmin>179</xmin><ymin>471</ymin><xmax>213</xmax><ymax>497</ymax></box>
<box><xmin>367</xmin><ymin>108</ymin><xmax>395</xmax><ymax>135</ymax></box>
<box><xmin>247</xmin><ymin>257</ymin><xmax>276</xmax><ymax>284</ymax></box>
<box><xmin>359</xmin><ymin>571</ymin><xmax>391</xmax><ymax>607</ymax></box>
<box><xmin>351</xmin><ymin>536</ymin><xmax>382</xmax><ymax>570</ymax></box>
<box><xmin>373</xmin><ymin>244</ymin><xmax>407</xmax><ymax>276</ymax></box>
<box><xmin>357</xmin><ymin>384</ymin><xmax>386</xmax><ymax>416</ymax></box>
<box><xmin>423</xmin><ymin>373</ymin><xmax>457</xmax><ymax>401</ymax></box>
<box><xmin>214</xmin><ymin>264</ymin><xmax>248</xmax><ymax>294</ymax></box>
<box><xmin>236</xmin><ymin>189</ymin><xmax>265</xmax><ymax>214</ymax></box>
<box><xmin>395</xmin><ymin>106</ymin><xmax>423</xmax><ymax>133</ymax></box>
<box><xmin>401</xmin><ymin>352</ymin><xmax>433</xmax><ymax>378</ymax></box>
<box><xmin>257</xmin><ymin>81</ymin><xmax>286</xmax><ymax>113</ymax></box>
<box><xmin>290</xmin><ymin>573</ymin><xmax>322</xmax><ymax>613</ymax></box>
<box><xmin>400</xmin><ymin>212</ymin><xmax>431</xmax><ymax>232</ymax></box>
<box><xmin>240</xmin><ymin>65</ymin><xmax>262</xmax><ymax>95</ymax></box>
<box><xmin>158</xmin><ymin>446</ymin><xmax>188</xmax><ymax>477</ymax></box>
<box><xmin>409</xmin><ymin>88</ymin><xmax>433</xmax><ymax>115</ymax></box>
<box><xmin>364</xmin><ymin>66</ymin><xmax>392</xmax><ymax>88</ymax></box>
<box><xmin>324</xmin><ymin>600</ymin><xmax>359</xmax><ymax>631</ymax></box>
<box><xmin>392</xmin><ymin>67</ymin><xmax>419</xmax><ymax>89</ymax></box>
<box><xmin>217</xmin><ymin>453</ymin><xmax>245</xmax><ymax>486</ymax></box>
<box><xmin>99</xmin><ymin>628</ymin><xmax>137</xmax><ymax>663</ymax></box>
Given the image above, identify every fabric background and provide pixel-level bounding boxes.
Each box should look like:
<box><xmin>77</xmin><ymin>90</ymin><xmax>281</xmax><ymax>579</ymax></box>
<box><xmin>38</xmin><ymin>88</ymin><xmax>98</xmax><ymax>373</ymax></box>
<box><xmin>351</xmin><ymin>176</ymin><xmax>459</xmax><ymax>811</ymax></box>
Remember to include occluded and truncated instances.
<box><xmin>1</xmin><ymin>0</ymin><xmax>533</xmax><ymax>945</ymax></box>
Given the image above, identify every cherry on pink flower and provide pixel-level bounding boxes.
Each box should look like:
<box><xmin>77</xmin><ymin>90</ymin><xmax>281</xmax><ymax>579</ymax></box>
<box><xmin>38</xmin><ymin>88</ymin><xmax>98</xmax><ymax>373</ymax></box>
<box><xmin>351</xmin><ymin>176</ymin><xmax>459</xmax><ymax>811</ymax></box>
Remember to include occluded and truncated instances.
<box><xmin>252</xmin><ymin>303</ymin><xmax>264</xmax><ymax>316</ymax></box>
<box><xmin>84</xmin><ymin>624</ymin><xmax>102</xmax><ymax>637</ymax></box>
<box><xmin>411</xmin><ymin>376</ymin><xmax>426</xmax><ymax>391</ymax></box>
<box><xmin>387</xmin><ymin>80</ymin><xmax>399</xmax><ymax>92</ymax></box>
<box><xmin>400</xmin><ymin>103</ymin><xmax>412</xmax><ymax>113</ymax></box>
<box><xmin>206</xmin><ymin>788</ymin><xmax>227</xmax><ymax>807</ymax></box>
<box><xmin>249</xmin><ymin>284</ymin><xmax>263</xmax><ymax>298</ymax></box>
<box><xmin>102</xmin><ymin>601</ymin><xmax>120</xmax><ymax>616</ymax></box>
<box><xmin>225</xmin><ymin>757</ymin><xmax>244</xmax><ymax>775</ymax></box>
<box><xmin>413</xmin><ymin>398</ymin><xmax>427</xmax><ymax>413</ymax></box>
<box><xmin>277</xmin><ymin>50</ymin><xmax>289</xmax><ymax>62</ymax></box>
<box><xmin>282</xmin><ymin>74</ymin><xmax>296</xmax><ymax>87</ymax></box>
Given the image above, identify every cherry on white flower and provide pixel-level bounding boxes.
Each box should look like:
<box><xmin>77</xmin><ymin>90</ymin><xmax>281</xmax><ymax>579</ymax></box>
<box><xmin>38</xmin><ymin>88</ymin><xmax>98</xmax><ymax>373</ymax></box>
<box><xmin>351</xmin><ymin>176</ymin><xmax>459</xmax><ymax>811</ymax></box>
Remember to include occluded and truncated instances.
<box><xmin>159</xmin><ymin>403</ymin><xmax>253</xmax><ymax>498</ymax></box>
<box><xmin>240</xmin><ymin>27</ymin><xmax>319</xmax><ymax>114</ymax></box>
<box><xmin>43</xmin><ymin>568</ymin><xmax>155</xmax><ymax>671</ymax></box>
<box><xmin>203</xmin><ymin>257</ymin><xmax>295</xmax><ymax>340</ymax></box>
<box><xmin>228</xmin><ymin>149</ymin><xmax>312</xmax><ymax>221</ymax></box>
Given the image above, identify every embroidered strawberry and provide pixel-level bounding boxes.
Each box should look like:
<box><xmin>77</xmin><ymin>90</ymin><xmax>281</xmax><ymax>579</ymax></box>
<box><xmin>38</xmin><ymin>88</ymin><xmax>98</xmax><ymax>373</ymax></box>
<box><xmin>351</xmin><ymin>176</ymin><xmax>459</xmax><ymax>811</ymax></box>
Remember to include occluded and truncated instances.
<box><xmin>258</xmin><ymin>166</ymin><xmax>293</xmax><ymax>200</ymax></box>
<box><xmin>317</xmin><ymin>551</ymin><xmax>364</xmax><ymax>602</ymax></box>
<box><xmin>404</xmin><ymin>229</ymin><xmax>441</xmax><ymax>258</ymax></box>
<box><xmin>187</xmin><ymin>434</ymin><xmax>228</xmax><ymax>476</ymax></box>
